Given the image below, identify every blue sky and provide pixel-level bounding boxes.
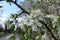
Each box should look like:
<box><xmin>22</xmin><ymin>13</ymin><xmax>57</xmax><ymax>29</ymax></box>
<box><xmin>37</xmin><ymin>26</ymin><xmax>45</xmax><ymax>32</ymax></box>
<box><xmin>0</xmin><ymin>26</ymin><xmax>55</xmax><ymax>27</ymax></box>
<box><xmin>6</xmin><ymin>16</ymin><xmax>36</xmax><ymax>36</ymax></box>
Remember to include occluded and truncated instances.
<box><xmin>1</xmin><ymin>1</ymin><xmax>20</xmax><ymax>18</ymax></box>
<box><xmin>0</xmin><ymin>0</ymin><xmax>25</xmax><ymax>18</ymax></box>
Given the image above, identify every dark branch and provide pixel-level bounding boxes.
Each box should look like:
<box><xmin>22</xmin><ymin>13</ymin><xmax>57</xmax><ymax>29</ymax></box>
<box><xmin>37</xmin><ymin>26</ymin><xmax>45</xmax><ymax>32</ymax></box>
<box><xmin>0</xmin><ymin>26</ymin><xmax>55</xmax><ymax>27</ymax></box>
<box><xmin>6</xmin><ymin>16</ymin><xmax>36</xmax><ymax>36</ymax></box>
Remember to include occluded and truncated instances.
<box><xmin>38</xmin><ymin>20</ymin><xmax>57</xmax><ymax>40</ymax></box>
<box><xmin>11</xmin><ymin>1</ymin><xmax>30</xmax><ymax>15</ymax></box>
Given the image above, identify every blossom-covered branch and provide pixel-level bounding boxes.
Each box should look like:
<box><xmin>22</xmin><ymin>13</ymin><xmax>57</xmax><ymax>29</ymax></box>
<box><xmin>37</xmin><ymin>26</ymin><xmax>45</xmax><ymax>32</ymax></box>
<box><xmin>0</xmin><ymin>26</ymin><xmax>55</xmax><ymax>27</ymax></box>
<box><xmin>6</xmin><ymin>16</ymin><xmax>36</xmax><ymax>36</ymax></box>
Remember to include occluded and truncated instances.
<box><xmin>7</xmin><ymin>0</ymin><xmax>58</xmax><ymax>40</ymax></box>
<box><xmin>39</xmin><ymin>20</ymin><xmax>57</xmax><ymax>40</ymax></box>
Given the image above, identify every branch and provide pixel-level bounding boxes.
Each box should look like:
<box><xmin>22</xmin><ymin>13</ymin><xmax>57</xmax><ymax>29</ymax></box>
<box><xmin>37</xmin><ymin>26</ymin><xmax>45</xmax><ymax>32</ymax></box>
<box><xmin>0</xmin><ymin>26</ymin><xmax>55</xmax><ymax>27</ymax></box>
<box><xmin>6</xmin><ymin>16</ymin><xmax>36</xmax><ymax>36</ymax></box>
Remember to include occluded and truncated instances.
<box><xmin>10</xmin><ymin>0</ymin><xmax>57</xmax><ymax>40</ymax></box>
<box><xmin>38</xmin><ymin>20</ymin><xmax>57</xmax><ymax>40</ymax></box>
<box><xmin>11</xmin><ymin>1</ymin><xmax>30</xmax><ymax>15</ymax></box>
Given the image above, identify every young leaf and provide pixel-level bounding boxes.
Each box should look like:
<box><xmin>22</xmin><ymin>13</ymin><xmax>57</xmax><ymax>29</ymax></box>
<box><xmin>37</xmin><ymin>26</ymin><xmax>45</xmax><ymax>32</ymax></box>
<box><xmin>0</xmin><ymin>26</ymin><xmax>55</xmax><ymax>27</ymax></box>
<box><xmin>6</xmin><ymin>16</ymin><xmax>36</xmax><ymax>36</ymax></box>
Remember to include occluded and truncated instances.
<box><xmin>6</xmin><ymin>0</ymin><xmax>11</xmax><ymax>2</ymax></box>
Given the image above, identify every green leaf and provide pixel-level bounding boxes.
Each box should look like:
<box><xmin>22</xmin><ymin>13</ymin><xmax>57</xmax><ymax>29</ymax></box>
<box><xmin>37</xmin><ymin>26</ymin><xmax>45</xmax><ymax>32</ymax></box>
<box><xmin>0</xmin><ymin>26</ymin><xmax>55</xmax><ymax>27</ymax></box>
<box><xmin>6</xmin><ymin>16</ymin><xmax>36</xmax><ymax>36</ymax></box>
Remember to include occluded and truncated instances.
<box><xmin>6</xmin><ymin>0</ymin><xmax>11</xmax><ymax>2</ymax></box>
<box><xmin>11</xmin><ymin>24</ymin><xmax>15</xmax><ymax>31</ymax></box>
<box><xmin>58</xmin><ymin>16</ymin><xmax>60</xmax><ymax>21</ymax></box>
<box><xmin>57</xmin><ymin>16</ymin><xmax>60</xmax><ymax>23</ymax></box>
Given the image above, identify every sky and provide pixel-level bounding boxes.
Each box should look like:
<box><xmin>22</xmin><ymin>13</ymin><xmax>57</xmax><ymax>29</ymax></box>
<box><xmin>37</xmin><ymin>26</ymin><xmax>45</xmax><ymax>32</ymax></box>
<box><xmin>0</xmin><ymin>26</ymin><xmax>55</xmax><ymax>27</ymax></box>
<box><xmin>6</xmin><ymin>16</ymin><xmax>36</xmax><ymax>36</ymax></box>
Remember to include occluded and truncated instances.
<box><xmin>0</xmin><ymin>0</ymin><xmax>25</xmax><ymax>24</ymax></box>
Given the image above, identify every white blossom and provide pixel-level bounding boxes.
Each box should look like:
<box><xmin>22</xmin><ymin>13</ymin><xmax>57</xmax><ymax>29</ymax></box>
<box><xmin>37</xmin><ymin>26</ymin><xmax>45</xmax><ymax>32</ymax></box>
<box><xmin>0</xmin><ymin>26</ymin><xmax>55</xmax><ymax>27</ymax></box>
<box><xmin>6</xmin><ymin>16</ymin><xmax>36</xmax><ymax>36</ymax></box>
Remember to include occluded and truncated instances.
<box><xmin>41</xmin><ymin>34</ymin><xmax>49</xmax><ymax>40</ymax></box>
<box><xmin>45</xmin><ymin>15</ymin><xmax>54</xmax><ymax>18</ymax></box>
<box><xmin>9</xmin><ymin>18</ymin><xmax>13</xmax><ymax>21</ymax></box>
<box><xmin>32</xmin><ymin>25</ymin><xmax>38</xmax><ymax>31</ymax></box>
<box><xmin>30</xmin><ymin>9</ymin><xmax>42</xmax><ymax>18</ymax></box>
